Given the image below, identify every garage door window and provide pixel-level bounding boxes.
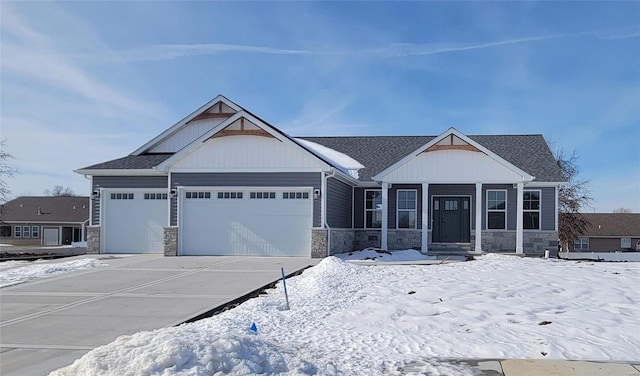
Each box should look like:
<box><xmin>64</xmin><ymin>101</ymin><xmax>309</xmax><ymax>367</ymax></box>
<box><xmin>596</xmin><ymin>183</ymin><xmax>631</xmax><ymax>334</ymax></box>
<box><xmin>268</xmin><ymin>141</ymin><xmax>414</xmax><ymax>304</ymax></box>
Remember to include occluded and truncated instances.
<box><xmin>250</xmin><ymin>192</ymin><xmax>275</xmax><ymax>199</ymax></box>
<box><xmin>186</xmin><ymin>192</ymin><xmax>211</xmax><ymax>199</ymax></box>
<box><xmin>111</xmin><ymin>193</ymin><xmax>134</xmax><ymax>200</ymax></box>
<box><xmin>283</xmin><ymin>192</ymin><xmax>309</xmax><ymax>199</ymax></box>
<box><xmin>144</xmin><ymin>193</ymin><xmax>168</xmax><ymax>200</ymax></box>
<box><xmin>218</xmin><ymin>192</ymin><xmax>243</xmax><ymax>199</ymax></box>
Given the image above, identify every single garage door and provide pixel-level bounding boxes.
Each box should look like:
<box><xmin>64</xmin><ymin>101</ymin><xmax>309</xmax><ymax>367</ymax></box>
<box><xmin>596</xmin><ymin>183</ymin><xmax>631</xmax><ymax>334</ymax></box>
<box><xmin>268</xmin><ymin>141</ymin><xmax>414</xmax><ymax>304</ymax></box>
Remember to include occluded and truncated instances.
<box><xmin>103</xmin><ymin>191</ymin><xmax>167</xmax><ymax>253</ymax></box>
<box><xmin>180</xmin><ymin>188</ymin><xmax>312</xmax><ymax>256</ymax></box>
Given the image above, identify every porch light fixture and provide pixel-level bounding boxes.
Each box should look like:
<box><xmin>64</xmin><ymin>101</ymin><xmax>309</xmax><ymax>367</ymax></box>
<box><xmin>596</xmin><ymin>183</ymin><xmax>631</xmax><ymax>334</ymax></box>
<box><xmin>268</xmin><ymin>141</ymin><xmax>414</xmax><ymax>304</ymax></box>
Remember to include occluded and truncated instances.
<box><xmin>91</xmin><ymin>190</ymin><xmax>100</xmax><ymax>199</ymax></box>
<box><xmin>313</xmin><ymin>189</ymin><xmax>321</xmax><ymax>199</ymax></box>
<box><xmin>170</xmin><ymin>188</ymin><xmax>177</xmax><ymax>198</ymax></box>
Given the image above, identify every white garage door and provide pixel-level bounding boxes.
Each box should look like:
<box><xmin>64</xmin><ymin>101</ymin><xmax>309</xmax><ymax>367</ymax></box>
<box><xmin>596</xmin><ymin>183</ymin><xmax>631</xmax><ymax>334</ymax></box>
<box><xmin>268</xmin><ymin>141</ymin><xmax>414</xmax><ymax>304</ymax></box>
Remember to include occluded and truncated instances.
<box><xmin>103</xmin><ymin>191</ymin><xmax>167</xmax><ymax>253</ymax></box>
<box><xmin>180</xmin><ymin>188</ymin><xmax>312</xmax><ymax>256</ymax></box>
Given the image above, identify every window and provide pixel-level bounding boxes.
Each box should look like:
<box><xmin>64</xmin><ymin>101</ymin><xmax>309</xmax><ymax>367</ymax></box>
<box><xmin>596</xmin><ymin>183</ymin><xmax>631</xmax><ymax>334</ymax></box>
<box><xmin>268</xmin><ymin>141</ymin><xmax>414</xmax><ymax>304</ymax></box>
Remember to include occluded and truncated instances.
<box><xmin>32</xmin><ymin>226</ymin><xmax>39</xmax><ymax>238</ymax></box>
<box><xmin>217</xmin><ymin>191</ymin><xmax>243</xmax><ymax>199</ymax></box>
<box><xmin>523</xmin><ymin>190</ymin><xmax>541</xmax><ymax>230</ymax></box>
<box><xmin>574</xmin><ymin>237</ymin><xmax>589</xmax><ymax>251</ymax></box>
<box><xmin>282</xmin><ymin>192</ymin><xmax>309</xmax><ymax>199</ymax></box>
<box><xmin>14</xmin><ymin>226</ymin><xmax>21</xmax><ymax>237</ymax></box>
<box><xmin>0</xmin><ymin>226</ymin><xmax>10</xmax><ymax>237</ymax></box>
<box><xmin>249</xmin><ymin>192</ymin><xmax>275</xmax><ymax>199</ymax></box>
<box><xmin>487</xmin><ymin>190</ymin><xmax>506</xmax><ymax>230</ymax></box>
<box><xmin>397</xmin><ymin>190</ymin><xmax>417</xmax><ymax>229</ymax></box>
<box><xmin>22</xmin><ymin>226</ymin><xmax>31</xmax><ymax>238</ymax></box>
<box><xmin>144</xmin><ymin>193</ymin><xmax>168</xmax><ymax>200</ymax></box>
<box><xmin>186</xmin><ymin>192</ymin><xmax>211</xmax><ymax>199</ymax></box>
<box><xmin>621</xmin><ymin>237</ymin><xmax>632</xmax><ymax>249</ymax></box>
<box><xmin>365</xmin><ymin>190</ymin><xmax>382</xmax><ymax>228</ymax></box>
<box><xmin>110</xmin><ymin>193</ymin><xmax>134</xmax><ymax>200</ymax></box>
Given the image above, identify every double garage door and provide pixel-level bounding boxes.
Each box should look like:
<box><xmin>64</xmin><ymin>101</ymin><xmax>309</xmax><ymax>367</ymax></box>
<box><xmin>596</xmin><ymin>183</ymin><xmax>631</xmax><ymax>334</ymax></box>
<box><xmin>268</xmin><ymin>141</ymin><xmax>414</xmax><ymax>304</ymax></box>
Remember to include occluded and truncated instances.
<box><xmin>180</xmin><ymin>188</ymin><xmax>312</xmax><ymax>257</ymax></box>
<box><xmin>102</xmin><ymin>188</ymin><xmax>312</xmax><ymax>256</ymax></box>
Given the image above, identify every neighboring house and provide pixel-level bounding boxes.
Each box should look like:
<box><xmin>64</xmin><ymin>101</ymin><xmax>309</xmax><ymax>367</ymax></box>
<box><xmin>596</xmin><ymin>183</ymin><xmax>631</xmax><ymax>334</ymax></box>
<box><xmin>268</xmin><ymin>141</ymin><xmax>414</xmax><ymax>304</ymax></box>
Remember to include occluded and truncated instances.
<box><xmin>0</xmin><ymin>196</ymin><xmax>89</xmax><ymax>246</ymax></box>
<box><xmin>574</xmin><ymin>213</ymin><xmax>640</xmax><ymax>252</ymax></box>
<box><xmin>75</xmin><ymin>95</ymin><xmax>565</xmax><ymax>258</ymax></box>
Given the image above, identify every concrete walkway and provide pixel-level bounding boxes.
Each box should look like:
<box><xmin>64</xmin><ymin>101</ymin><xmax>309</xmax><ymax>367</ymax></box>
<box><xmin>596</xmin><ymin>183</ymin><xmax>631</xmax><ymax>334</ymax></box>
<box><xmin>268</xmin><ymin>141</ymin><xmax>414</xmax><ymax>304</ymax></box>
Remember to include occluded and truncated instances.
<box><xmin>460</xmin><ymin>359</ymin><xmax>640</xmax><ymax>375</ymax></box>
<box><xmin>0</xmin><ymin>254</ymin><xmax>317</xmax><ymax>376</ymax></box>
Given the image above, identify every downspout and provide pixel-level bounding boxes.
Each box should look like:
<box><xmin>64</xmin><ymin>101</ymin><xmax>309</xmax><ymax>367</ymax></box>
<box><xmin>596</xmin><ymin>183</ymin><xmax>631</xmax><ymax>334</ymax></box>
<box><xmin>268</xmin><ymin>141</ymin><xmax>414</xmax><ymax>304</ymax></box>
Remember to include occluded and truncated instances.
<box><xmin>323</xmin><ymin>169</ymin><xmax>336</xmax><ymax>257</ymax></box>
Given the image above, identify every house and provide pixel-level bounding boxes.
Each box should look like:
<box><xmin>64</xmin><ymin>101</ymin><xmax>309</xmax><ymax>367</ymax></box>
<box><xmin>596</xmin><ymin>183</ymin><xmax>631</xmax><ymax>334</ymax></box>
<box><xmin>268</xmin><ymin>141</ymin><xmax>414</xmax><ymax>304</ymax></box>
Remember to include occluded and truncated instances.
<box><xmin>0</xmin><ymin>196</ymin><xmax>89</xmax><ymax>246</ymax></box>
<box><xmin>574</xmin><ymin>213</ymin><xmax>640</xmax><ymax>252</ymax></box>
<box><xmin>75</xmin><ymin>95</ymin><xmax>565</xmax><ymax>257</ymax></box>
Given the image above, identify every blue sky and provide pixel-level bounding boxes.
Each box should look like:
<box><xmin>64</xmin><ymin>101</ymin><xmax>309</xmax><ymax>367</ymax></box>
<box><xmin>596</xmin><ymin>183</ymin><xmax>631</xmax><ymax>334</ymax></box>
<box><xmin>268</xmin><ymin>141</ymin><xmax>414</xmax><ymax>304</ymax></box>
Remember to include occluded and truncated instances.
<box><xmin>1</xmin><ymin>1</ymin><xmax>639</xmax><ymax>212</ymax></box>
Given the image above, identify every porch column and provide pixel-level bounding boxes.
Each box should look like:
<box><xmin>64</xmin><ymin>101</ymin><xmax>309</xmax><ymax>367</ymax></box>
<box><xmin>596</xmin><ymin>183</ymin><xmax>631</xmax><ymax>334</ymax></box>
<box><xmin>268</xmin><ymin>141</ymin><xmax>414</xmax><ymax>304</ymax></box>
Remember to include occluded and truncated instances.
<box><xmin>554</xmin><ymin>185</ymin><xmax>559</xmax><ymax>232</ymax></box>
<box><xmin>516</xmin><ymin>182</ymin><xmax>524</xmax><ymax>254</ymax></box>
<box><xmin>421</xmin><ymin>183</ymin><xmax>429</xmax><ymax>254</ymax></box>
<box><xmin>381</xmin><ymin>182</ymin><xmax>389</xmax><ymax>250</ymax></box>
<box><xmin>475</xmin><ymin>183</ymin><xmax>482</xmax><ymax>252</ymax></box>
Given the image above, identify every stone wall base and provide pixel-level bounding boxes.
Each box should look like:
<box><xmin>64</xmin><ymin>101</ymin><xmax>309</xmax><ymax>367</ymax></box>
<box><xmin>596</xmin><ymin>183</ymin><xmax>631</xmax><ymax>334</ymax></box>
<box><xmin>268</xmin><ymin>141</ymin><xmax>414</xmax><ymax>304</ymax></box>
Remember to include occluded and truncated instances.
<box><xmin>353</xmin><ymin>229</ymin><xmax>382</xmax><ymax>250</ymax></box>
<box><xmin>481</xmin><ymin>231</ymin><xmax>558</xmax><ymax>256</ymax></box>
<box><xmin>87</xmin><ymin>226</ymin><xmax>100</xmax><ymax>254</ymax></box>
<box><xmin>163</xmin><ymin>227</ymin><xmax>178</xmax><ymax>256</ymax></box>
<box><xmin>388</xmin><ymin>230</ymin><xmax>422</xmax><ymax>250</ymax></box>
<box><xmin>311</xmin><ymin>229</ymin><xmax>327</xmax><ymax>258</ymax></box>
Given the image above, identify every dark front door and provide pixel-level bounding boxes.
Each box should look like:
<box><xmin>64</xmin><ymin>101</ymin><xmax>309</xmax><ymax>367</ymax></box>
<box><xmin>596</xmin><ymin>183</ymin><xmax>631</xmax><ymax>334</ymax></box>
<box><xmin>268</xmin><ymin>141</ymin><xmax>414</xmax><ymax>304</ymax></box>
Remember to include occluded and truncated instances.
<box><xmin>433</xmin><ymin>197</ymin><xmax>470</xmax><ymax>243</ymax></box>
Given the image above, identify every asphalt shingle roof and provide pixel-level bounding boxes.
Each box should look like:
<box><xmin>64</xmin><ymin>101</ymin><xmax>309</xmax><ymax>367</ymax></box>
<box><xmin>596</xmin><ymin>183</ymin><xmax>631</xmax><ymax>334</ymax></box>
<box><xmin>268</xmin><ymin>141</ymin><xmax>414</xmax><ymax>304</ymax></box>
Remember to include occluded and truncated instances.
<box><xmin>80</xmin><ymin>133</ymin><xmax>564</xmax><ymax>183</ymax></box>
<box><xmin>299</xmin><ymin>134</ymin><xmax>565</xmax><ymax>182</ymax></box>
<box><xmin>1</xmin><ymin>196</ymin><xmax>89</xmax><ymax>223</ymax></box>
<box><xmin>580</xmin><ymin>213</ymin><xmax>640</xmax><ymax>237</ymax></box>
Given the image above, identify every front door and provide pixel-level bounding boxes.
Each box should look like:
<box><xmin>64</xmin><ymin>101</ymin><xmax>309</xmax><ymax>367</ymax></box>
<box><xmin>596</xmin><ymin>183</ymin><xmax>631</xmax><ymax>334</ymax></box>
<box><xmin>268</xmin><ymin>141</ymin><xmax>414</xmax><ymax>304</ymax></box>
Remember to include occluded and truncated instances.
<box><xmin>433</xmin><ymin>197</ymin><xmax>470</xmax><ymax>243</ymax></box>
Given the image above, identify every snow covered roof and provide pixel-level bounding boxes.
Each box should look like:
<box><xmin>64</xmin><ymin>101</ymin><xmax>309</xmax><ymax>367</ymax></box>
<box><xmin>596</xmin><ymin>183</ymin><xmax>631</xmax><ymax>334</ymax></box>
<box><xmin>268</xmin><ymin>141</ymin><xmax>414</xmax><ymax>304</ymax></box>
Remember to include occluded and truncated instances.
<box><xmin>294</xmin><ymin>138</ymin><xmax>364</xmax><ymax>179</ymax></box>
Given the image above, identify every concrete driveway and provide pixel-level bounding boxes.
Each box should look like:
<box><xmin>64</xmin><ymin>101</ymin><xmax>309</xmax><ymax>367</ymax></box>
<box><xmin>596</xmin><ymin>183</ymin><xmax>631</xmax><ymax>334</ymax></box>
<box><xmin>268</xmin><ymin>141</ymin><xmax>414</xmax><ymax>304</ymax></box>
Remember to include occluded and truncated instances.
<box><xmin>0</xmin><ymin>254</ymin><xmax>317</xmax><ymax>376</ymax></box>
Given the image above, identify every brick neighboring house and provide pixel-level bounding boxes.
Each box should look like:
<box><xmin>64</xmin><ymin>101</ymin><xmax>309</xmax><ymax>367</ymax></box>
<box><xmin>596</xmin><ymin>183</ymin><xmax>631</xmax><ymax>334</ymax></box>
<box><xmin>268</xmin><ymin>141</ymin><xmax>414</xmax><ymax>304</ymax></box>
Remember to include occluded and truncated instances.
<box><xmin>574</xmin><ymin>213</ymin><xmax>640</xmax><ymax>252</ymax></box>
<box><xmin>0</xmin><ymin>196</ymin><xmax>89</xmax><ymax>246</ymax></box>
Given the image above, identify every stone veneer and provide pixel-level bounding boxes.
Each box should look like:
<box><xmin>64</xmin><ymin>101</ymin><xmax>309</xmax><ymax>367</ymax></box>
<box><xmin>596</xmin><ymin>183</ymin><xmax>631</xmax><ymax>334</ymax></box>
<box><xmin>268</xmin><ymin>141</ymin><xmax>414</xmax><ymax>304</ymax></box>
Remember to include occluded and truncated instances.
<box><xmin>327</xmin><ymin>228</ymin><xmax>355</xmax><ymax>256</ymax></box>
<box><xmin>311</xmin><ymin>229</ymin><xmax>327</xmax><ymax>258</ymax></box>
<box><xmin>353</xmin><ymin>229</ymin><xmax>382</xmax><ymax>250</ymax></box>
<box><xmin>86</xmin><ymin>226</ymin><xmax>100</xmax><ymax>254</ymax></box>
<box><xmin>387</xmin><ymin>230</ymin><xmax>422</xmax><ymax>250</ymax></box>
<box><xmin>163</xmin><ymin>227</ymin><xmax>178</xmax><ymax>256</ymax></box>
<box><xmin>480</xmin><ymin>230</ymin><xmax>558</xmax><ymax>256</ymax></box>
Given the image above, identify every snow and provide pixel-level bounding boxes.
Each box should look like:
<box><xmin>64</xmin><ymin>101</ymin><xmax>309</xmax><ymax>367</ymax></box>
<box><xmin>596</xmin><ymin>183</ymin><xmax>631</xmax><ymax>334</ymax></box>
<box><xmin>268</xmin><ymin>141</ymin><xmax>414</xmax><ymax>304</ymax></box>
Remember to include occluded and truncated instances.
<box><xmin>335</xmin><ymin>248</ymin><xmax>437</xmax><ymax>262</ymax></box>
<box><xmin>295</xmin><ymin>138</ymin><xmax>365</xmax><ymax>179</ymax></box>
<box><xmin>0</xmin><ymin>258</ymin><xmax>107</xmax><ymax>288</ymax></box>
<box><xmin>51</xmin><ymin>255</ymin><xmax>639</xmax><ymax>376</ymax></box>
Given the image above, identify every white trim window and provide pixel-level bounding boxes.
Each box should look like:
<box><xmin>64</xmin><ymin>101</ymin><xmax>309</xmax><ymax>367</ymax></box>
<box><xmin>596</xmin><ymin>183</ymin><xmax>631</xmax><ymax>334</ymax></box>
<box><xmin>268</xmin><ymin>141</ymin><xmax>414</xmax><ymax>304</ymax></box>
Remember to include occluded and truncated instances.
<box><xmin>110</xmin><ymin>193</ymin><xmax>134</xmax><ymax>200</ymax></box>
<box><xmin>397</xmin><ymin>189</ymin><xmax>417</xmax><ymax>229</ymax></box>
<box><xmin>365</xmin><ymin>189</ymin><xmax>382</xmax><ymax>229</ymax></box>
<box><xmin>32</xmin><ymin>226</ymin><xmax>40</xmax><ymax>238</ymax></box>
<box><xmin>487</xmin><ymin>190</ymin><xmax>507</xmax><ymax>229</ymax></box>
<box><xmin>218</xmin><ymin>192</ymin><xmax>243</xmax><ymax>199</ymax></box>
<box><xmin>283</xmin><ymin>192</ymin><xmax>309</xmax><ymax>199</ymax></box>
<box><xmin>574</xmin><ymin>237</ymin><xmax>589</xmax><ymax>250</ymax></box>
<box><xmin>14</xmin><ymin>226</ymin><xmax>21</xmax><ymax>238</ymax></box>
<box><xmin>186</xmin><ymin>191</ymin><xmax>211</xmax><ymax>199</ymax></box>
<box><xmin>22</xmin><ymin>226</ymin><xmax>31</xmax><ymax>238</ymax></box>
<box><xmin>250</xmin><ymin>192</ymin><xmax>275</xmax><ymax>199</ymax></box>
<box><xmin>523</xmin><ymin>190</ymin><xmax>541</xmax><ymax>230</ymax></box>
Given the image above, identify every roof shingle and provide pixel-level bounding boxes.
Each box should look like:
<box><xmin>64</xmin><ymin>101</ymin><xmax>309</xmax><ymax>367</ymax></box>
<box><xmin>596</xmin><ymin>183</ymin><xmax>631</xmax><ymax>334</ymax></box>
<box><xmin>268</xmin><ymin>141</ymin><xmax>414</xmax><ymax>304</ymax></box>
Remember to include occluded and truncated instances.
<box><xmin>580</xmin><ymin>213</ymin><xmax>640</xmax><ymax>237</ymax></box>
<box><xmin>1</xmin><ymin>196</ymin><xmax>90</xmax><ymax>223</ymax></box>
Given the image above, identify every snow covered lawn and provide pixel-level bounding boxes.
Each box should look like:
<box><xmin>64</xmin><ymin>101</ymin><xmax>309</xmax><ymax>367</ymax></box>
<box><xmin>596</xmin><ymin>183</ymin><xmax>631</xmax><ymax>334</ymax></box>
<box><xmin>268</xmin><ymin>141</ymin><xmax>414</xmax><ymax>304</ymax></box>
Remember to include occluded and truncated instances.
<box><xmin>0</xmin><ymin>258</ymin><xmax>107</xmax><ymax>288</ymax></box>
<box><xmin>335</xmin><ymin>248</ymin><xmax>436</xmax><ymax>262</ymax></box>
<box><xmin>51</xmin><ymin>255</ymin><xmax>639</xmax><ymax>376</ymax></box>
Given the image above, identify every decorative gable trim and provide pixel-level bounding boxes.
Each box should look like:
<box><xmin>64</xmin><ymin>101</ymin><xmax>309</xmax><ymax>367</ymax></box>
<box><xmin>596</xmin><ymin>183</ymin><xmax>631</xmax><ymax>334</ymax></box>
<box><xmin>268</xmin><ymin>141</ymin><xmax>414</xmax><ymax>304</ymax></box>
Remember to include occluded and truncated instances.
<box><xmin>132</xmin><ymin>95</ymin><xmax>242</xmax><ymax>156</ymax></box>
<box><xmin>210</xmin><ymin>117</ymin><xmax>274</xmax><ymax>139</ymax></box>
<box><xmin>372</xmin><ymin>127</ymin><xmax>535</xmax><ymax>183</ymax></box>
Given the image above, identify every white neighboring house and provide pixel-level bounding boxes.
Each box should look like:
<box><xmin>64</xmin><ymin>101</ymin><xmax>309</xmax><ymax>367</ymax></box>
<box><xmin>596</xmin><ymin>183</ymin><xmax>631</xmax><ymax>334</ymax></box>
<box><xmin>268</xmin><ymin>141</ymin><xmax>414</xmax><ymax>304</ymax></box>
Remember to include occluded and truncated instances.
<box><xmin>75</xmin><ymin>95</ymin><xmax>565</xmax><ymax>257</ymax></box>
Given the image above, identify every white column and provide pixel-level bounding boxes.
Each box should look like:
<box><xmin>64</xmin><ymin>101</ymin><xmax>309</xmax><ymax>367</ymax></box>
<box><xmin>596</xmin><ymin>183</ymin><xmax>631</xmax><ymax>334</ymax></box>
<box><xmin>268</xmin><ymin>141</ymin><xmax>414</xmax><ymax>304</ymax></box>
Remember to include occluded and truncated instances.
<box><xmin>421</xmin><ymin>183</ymin><xmax>429</xmax><ymax>254</ymax></box>
<box><xmin>381</xmin><ymin>182</ymin><xmax>389</xmax><ymax>250</ymax></box>
<box><xmin>475</xmin><ymin>183</ymin><xmax>482</xmax><ymax>252</ymax></box>
<box><xmin>320</xmin><ymin>172</ymin><xmax>327</xmax><ymax>228</ymax></box>
<box><xmin>516</xmin><ymin>182</ymin><xmax>524</xmax><ymax>254</ymax></box>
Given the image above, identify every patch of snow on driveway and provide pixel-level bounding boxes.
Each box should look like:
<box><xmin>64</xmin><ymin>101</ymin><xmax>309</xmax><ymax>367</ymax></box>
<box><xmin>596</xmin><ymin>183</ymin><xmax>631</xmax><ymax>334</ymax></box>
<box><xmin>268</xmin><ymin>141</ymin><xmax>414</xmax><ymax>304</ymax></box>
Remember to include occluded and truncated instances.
<box><xmin>51</xmin><ymin>254</ymin><xmax>640</xmax><ymax>376</ymax></box>
<box><xmin>0</xmin><ymin>258</ymin><xmax>107</xmax><ymax>287</ymax></box>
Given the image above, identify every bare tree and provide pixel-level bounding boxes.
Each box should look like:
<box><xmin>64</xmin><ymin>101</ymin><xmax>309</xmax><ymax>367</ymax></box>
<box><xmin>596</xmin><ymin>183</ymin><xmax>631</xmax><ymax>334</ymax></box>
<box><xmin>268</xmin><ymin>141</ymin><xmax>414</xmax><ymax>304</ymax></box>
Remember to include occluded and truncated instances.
<box><xmin>556</xmin><ymin>149</ymin><xmax>592</xmax><ymax>251</ymax></box>
<box><xmin>43</xmin><ymin>185</ymin><xmax>75</xmax><ymax>197</ymax></box>
<box><xmin>613</xmin><ymin>208</ymin><xmax>632</xmax><ymax>213</ymax></box>
<box><xmin>0</xmin><ymin>140</ymin><xmax>17</xmax><ymax>203</ymax></box>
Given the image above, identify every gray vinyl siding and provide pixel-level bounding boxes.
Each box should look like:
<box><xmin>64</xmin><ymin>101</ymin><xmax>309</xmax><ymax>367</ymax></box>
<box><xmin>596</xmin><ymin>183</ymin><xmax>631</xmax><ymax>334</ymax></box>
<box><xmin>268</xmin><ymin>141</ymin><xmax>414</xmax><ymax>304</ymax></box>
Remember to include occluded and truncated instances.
<box><xmin>353</xmin><ymin>187</ymin><xmax>366</xmax><ymax>228</ymax></box>
<box><xmin>171</xmin><ymin>172</ymin><xmax>322</xmax><ymax>227</ymax></box>
<box><xmin>326</xmin><ymin>178</ymin><xmax>353</xmax><ymax>228</ymax></box>
<box><xmin>91</xmin><ymin>176</ymin><xmax>168</xmax><ymax>225</ymax></box>
<box><xmin>539</xmin><ymin>187</ymin><xmax>556</xmax><ymax>231</ymax></box>
<box><xmin>430</xmin><ymin>184</ymin><xmax>475</xmax><ymax>230</ymax></box>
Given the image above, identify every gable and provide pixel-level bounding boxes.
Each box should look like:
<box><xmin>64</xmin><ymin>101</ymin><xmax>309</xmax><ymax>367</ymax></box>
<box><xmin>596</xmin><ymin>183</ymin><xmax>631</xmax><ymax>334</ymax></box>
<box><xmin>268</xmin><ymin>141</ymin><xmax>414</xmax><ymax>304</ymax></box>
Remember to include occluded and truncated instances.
<box><xmin>383</xmin><ymin>149</ymin><xmax>526</xmax><ymax>183</ymax></box>
<box><xmin>171</xmin><ymin>132</ymin><xmax>328</xmax><ymax>171</ymax></box>
<box><xmin>134</xmin><ymin>95</ymin><xmax>241</xmax><ymax>155</ymax></box>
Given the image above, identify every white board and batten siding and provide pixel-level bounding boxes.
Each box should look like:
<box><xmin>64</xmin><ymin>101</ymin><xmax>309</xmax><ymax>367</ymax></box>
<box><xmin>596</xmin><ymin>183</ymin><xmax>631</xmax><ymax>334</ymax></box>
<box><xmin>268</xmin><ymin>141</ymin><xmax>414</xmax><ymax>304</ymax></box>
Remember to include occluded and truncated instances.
<box><xmin>171</xmin><ymin>135</ymin><xmax>327</xmax><ymax>171</ymax></box>
<box><xmin>101</xmin><ymin>189</ymin><xmax>168</xmax><ymax>254</ymax></box>
<box><xmin>382</xmin><ymin>150</ymin><xmax>524</xmax><ymax>183</ymax></box>
<box><xmin>179</xmin><ymin>187</ymin><xmax>313</xmax><ymax>257</ymax></box>
<box><xmin>149</xmin><ymin>117</ymin><xmax>227</xmax><ymax>153</ymax></box>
